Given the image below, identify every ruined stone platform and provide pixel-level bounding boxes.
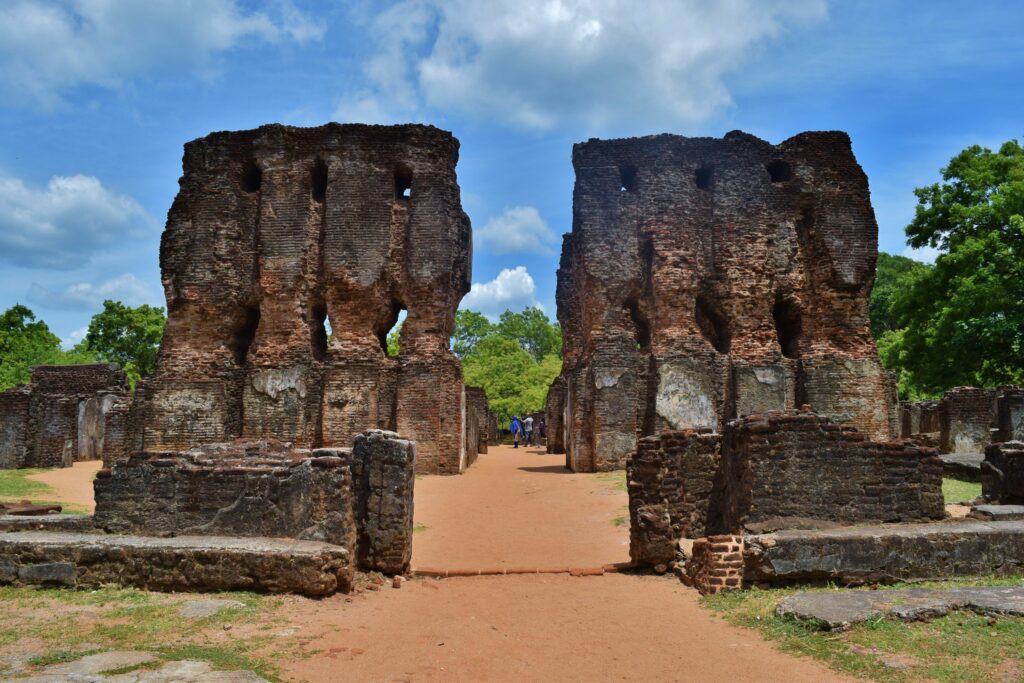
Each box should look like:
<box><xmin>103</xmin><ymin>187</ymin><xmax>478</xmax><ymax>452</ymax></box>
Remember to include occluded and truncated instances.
<box><xmin>939</xmin><ymin>452</ymin><xmax>984</xmax><ymax>481</ymax></box>
<box><xmin>745</xmin><ymin>520</ymin><xmax>1024</xmax><ymax>585</ymax></box>
<box><xmin>0</xmin><ymin>531</ymin><xmax>351</xmax><ymax>596</ymax></box>
<box><xmin>777</xmin><ymin>586</ymin><xmax>1024</xmax><ymax>631</ymax></box>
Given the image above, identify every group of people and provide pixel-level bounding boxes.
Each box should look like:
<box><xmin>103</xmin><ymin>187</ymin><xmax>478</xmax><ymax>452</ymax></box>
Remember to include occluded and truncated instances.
<box><xmin>509</xmin><ymin>414</ymin><xmax>546</xmax><ymax>448</ymax></box>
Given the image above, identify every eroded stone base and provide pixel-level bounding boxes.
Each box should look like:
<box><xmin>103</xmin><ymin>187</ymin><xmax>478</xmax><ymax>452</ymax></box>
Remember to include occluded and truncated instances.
<box><xmin>0</xmin><ymin>531</ymin><xmax>352</xmax><ymax>596</ymax></box>
<box><xmin>744</xmin><ymin>520</ymin><xmax>1024</xmax><ymax>586</ymax></box>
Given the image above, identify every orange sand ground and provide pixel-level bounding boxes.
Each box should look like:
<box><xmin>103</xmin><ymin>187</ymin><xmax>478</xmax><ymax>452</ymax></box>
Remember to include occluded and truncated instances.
<box><xmin>22</xmin><ymin>446</ymin><xmax>852</xmax><ymax>682</ymax></box>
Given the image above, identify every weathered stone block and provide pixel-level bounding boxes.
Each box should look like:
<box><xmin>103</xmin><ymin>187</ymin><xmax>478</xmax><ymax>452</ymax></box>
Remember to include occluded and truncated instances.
<box><xmin>351</xmin><ymin>430</ymin><xmax>415</xmax><ymax>574</ymax></box>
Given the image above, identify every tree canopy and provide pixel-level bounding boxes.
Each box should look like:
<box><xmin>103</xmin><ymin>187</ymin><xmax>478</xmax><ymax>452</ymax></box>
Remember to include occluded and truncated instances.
<box><xmin>874</xmin><ymin>139</ymin><xmax>1024</xmax><ymax>397</ymax></box>
<box><xmin>453</xmin><ymin>306</ymin><xmax>562</xmax><ymax>426</ymax></box>
<box><xmin>0</xmin><ymin>304</ymin><xmax>96</xmax><ymax>391</ymax></box>
<box><xmin>79</xmin><ymin>300</ymin><xmax>166</xmax><ymax>386</ymax></box>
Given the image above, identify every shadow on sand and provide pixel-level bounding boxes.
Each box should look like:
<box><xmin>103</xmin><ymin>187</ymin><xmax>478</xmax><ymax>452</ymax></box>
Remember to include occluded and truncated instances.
<box><xmin>517</xmin><ymin>465</ymin><xmax>573</xmax><ymax>474</ymax></box>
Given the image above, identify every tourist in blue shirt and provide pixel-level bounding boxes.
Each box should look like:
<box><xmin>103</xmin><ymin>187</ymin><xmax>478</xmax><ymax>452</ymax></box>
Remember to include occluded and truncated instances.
<box><xmin>510</xmin><ymin>416</ymin><xmax>523</xmax><ymax>448</ymax></box>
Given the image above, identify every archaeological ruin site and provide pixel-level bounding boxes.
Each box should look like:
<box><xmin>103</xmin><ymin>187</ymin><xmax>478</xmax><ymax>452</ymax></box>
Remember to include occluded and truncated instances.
<box><xmin>2</xmin><ymin>124</ymin><xmax>1024</xmax><ymax>599</ymax></box>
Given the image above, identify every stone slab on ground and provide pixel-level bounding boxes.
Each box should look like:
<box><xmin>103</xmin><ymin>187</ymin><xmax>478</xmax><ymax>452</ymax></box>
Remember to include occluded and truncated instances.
<box><xmin>940</xmin><ymin>452</ymin><xmax>984</xmax><ymax>481</ymax></box>
<box><xmin>178</xmin><ymin>598</ymin><xmax>247</xmax><ymax>619</ymax></box>
<box><xmin>777</xmin><ymin>586</ymin><xmax>1024</xmax><ymax>631</ymax></box>
<box><xmin>745</xmin><ymin>520</ymin><xmax>1024</xmax><ymax>584</ymax></box>
<box><xmin>0</xmin><ymin>531</ymin><xmax>352</xmax><ymax>596</ymax></box>
<box><xmin>7</xmin><ymin>651</ymin><xmax>268</xmax><ymax>682</ymax></box>
<box><xmin>971</xmin><ymin>505</ymin><xmax>1024</xmax><ymax>521</ymax></box>
<box><xmin>0</xmin><ymin>514</ymin><xmax>97</xmax><ymax>532</ymax></box>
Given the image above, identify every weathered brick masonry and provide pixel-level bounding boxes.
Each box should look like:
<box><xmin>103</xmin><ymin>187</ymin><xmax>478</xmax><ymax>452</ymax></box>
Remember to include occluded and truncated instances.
<box><xmin>93</xmin><ymin>430</ymin><xmax>417</xmax><ymax>581</ymax></box>
<box><xmin>0</xmin><ymin>364</ymin><xmax>128</xmax><ymax>469</ymax></box>
<box><xmin>553</xmin><ymin>131</ymin><xmax>897</xmax><ymax>472</ymax></box>
<box><xmin>627</xmin><ymin>411</ymin><xmax>944</xmax><ymax>568</ymax></box>
<box><xmin>981</xmin><ymin>440</ymin><xmax>1024</xmax><ymax>504</ymax></box>
<box><xmin>134</xmin><ymin>124</ymin><xmax>472</xmax><ymax>474</ymax></box>
<box><xmin>901</xmin><ymin>386</ymin><xmax>1022</xmax><ymax>454</ymax></box>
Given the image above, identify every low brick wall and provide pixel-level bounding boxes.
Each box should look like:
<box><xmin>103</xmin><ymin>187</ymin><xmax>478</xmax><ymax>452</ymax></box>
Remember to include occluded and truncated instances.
<box><xmin>0</xmin><ymin>531</ymin><xmax>352</xmax><ymax>595</ymax></box>
<box><xmin>627</xmin><ymin>429</ymin><xmax>720</xmax><ymax>566</ymax></box>
<box><xmin>744</xmin><ymin>520</ymin><xmax>1024</xmax><ymax>585</ymax></box>
<box><xmin>0</xmin><ymin>386</ymin><xmax>31</xmax><ymax>469</ymax></box>
<box><xmin>682</xmin><ymin>535</ymin><xmax>744</xmax><ymax>594</ymax></box>
<box><xmin>93</xmin><ymin>439</ymin><xmax>356</xmax><ymax>547</ymax></box>
<box><xmin>981</xmin><ymin>441</ymin><xmax>1024</xmax><ymax>504</ymax></box>
<box><xmin>941</xmin><ymin>387</ymin><xmax>996</xmax><ymax>454</ymax></box>
<box><xmin>710</xmin><ymin>411</ymin><xmax>944</xmax><ymax>532</ymax></box>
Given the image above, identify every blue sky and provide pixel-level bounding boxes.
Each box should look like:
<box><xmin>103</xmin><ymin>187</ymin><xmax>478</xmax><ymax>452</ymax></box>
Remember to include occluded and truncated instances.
<box><xmin>1</xmin><ymin>1</ymin><xmax>1022</xmax><ymax>345</ymax></box>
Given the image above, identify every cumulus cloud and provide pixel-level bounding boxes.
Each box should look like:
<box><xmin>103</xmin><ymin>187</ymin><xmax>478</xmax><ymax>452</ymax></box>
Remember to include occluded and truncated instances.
<box><xmin>27</xmin><ymin>273</ymin><xmax>158</xmax><ymax>310</ymax></box>
<box><xmin>475</xmin><ymin>206</ymin><xmax>558</xmax><ymax>255</ymax></box>
<box><xmin>0</xmin><ymin>0</ymin><xmax>325</xmax><ymax>107</ymax></box>
<box><xmin>902</xmin><ymin>244</ymin><xmax>939</xmax><ymax>264</ymax></box>
<box><xmin>0</xmin><ymin>173</ymin><xmax>151</xmax><ymax>268</ymax></box>
<box><xmin>61</xmin><ymin>325</ymin><xmax>89</xmax><ymax>349</ymax></box>
<box><xmin>339</xmin><ymin>0</ymin><xmax>825</xmax><ymax>131</ymax></box>
<box><xmin>461</xmin><ymin>266</ymin><xmax>544</xmax><ymax>320</ymax></box>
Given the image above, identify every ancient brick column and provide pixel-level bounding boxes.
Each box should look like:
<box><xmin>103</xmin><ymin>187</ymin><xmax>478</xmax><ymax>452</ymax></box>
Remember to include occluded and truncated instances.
<box><xmin>554</xmin><ymin>131</ymin><xmax>897</xmax><ymax>471</ymax></box>
<box><xmin>137</xmin><ymin>124</ymin><xmax>471</xmax><ymax>473</ymax></box>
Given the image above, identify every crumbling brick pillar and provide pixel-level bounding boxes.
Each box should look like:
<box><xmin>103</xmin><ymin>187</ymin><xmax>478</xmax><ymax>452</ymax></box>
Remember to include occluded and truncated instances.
<box><xmin>553</xmin><ymin>130</ymin><xmax>898</xmax><ymax>472</ymax></box>
<box><xmin>351</xmin><ymin>430</ymin><xmax>416</xmax><ymax>574</ymax></box>
<box><xmin>544</xmin><ymin>375</ymin><xmax>566</xmax><ymax>455</ymax></box>
<box><xmin>997</xmin><ymin>387</ymin><xmax>1024</xmax><ymax>442</ymax></box>
<box><xmin>627</xmin><ymin>436</ymin><xmax>675</xmax><ymax>567</ymax></box>
<box><xmin>133</xmin><ymin>124</ymin><xmax>472</xmax><ymax>472</ymax></box>
<box><xmin>0</xmin><ymin>386</ymin><xmax>31</xmax><ymax>469</ymax></box>
<box><xmin>683</xmin><ymin>535</ymin><xmax>745</xmax><ymax>594</ymax></box>
<box><xmin>941</xmin><ymin>387</ymin><xmax>996</xmax><ymax>454</ymax></box>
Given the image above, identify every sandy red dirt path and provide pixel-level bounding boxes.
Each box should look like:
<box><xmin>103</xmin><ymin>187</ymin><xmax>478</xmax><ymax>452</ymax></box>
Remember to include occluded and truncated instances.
<box><xmin>26</xmin><ymin>460</ymin><xmax>101</xmax><ymax>513</ymax></box>
<box><xmin>412</xmin><ymin>445</ymin><xmax>629</xmax><ymax>570</ymax></box>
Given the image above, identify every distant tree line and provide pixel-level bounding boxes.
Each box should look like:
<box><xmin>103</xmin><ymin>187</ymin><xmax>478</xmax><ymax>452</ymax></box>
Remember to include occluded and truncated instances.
<box><xmin>870</xmin><ymin>139</ymin><xmax>1024</xmax><ymax>399</ymax></box>
<box><xmin>0</xmin><ymin>300</ymin><xmax>165</xmax><ymax>391</ymax></box>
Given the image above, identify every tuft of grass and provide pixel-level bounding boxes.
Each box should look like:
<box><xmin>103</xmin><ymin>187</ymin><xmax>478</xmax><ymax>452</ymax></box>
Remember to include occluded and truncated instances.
<box><xmin>0</xmin><ymin>468</ymin><xmax>53</xmax><ymax>500</ymax></box>
<box><xmin>27</xmin><ymin>648</ymin><xmax>102</xmax><ymax>667</ymax></box>
<box><xmin>592</xmin><ymin>470</ymin><xmax>627</xmax><ymax>493</ymax></box>
<box><xmin>943</xmin><ymin>477</ymin><xmax>982</xmax><ymax>504</ymax></box>
<box><xmin>611</xmin><ymin>515</ymin><xmax>627</xmax><ymax>527</ymax></box>
<box><xmin>704</xmin><ymin>576</ymin><xmax>1024</xmax><ymax>682</ymax></box>
<box><xmin>413</xmin><ymin>523</ymin><xmax>429</xmax><ymax>533</ymax></box>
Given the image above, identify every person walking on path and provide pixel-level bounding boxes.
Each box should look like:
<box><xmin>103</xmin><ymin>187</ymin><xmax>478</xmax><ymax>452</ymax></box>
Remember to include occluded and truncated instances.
<box><xmin>510</xmin><ymin>416</ymin><xmax>523</xmax><ymax>448</ymax></box>
<box><xmin>523</xmin><ymin>415</ymin><xmax>535</xmax><ymax>447</ymax></box>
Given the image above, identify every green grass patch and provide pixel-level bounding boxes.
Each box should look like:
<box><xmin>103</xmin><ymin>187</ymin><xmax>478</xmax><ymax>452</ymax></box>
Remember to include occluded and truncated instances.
<box><xmin>0</xmin><ymin>586</ymin><xmax>285</xmax><ymax>681</ymax></box>
<box><xmin>704</xmin><ymin>577</ymin><xmax>1024</xmax><ymax>682</ymax></box>
<box><xmin>611</xmin><ymin>515</ymin><xmax>627</xmax><ymax>527</ymax></box>
<box><xmin>0</xmin><ymin>468</ymin><xmax>53</xmax><ymax>500</ymax></box>
<box><xmin>943</xmin><ymin>477</ymin><xmax>982</xmax><ymax>504</ymax></box>
<box><xmin>413</xmin><ymin>523</ymin><xmax>429</xmax><ymax>533</ymax></box>
<box><xmin>592</xmin><ymin>470</ymin><xmax>627</xmax><ymax>493</ymax></box>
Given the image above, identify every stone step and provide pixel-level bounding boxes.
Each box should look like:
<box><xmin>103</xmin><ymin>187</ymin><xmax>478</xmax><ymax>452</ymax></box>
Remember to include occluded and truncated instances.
<box><xmin>0</xmin><ymin>531</ymin><xmax>352</xmax><ymax>596</ymax></box>
<box><xmin>745</xmin><ymin>520</ymin><xmax>1024</xmax><ymax>585</ymax></box>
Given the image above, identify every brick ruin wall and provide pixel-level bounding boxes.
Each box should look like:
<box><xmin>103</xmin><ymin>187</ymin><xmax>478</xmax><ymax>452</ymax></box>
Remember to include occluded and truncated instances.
<box><xmin>553</xmin><ymin>131</ymin><xmax>897</xmax><ymax>472</ymax></box>
<box><xmin>0</xmin><ymin>365</ymin><xmax>128</xmax><ymax>469</ymax></box>
<box><xmin>464</xmin><ymin>386</ymin><xmax>491</xmax><ymax>465</ymax></box>
<box><xmin>627</xmin><ymin>411</ymin><xmax>944</xmax><ymax>568</ymax></box>
<box><xmin>982</xmin><ymin>440</ymin><xmax>1024</xmax><ymax>504</ymax></box>
<box><xmin>132</xmin><ymin>124</ymin><xmax>471</xmax><ymax>474</ymax></box>
<box><xmin>94</xmin><ymin>430</ymin><xmax>415</xmax><ymax>583</ymax></box>
<box><xmin>901</xmin><ymin>386</ymin><xmax>1023</xmax><ymax>453</ymax></box>
<box><xmin>545</xmin><ymin>375</ymin><xmax>566</xmax><ymax>455</ymax></box>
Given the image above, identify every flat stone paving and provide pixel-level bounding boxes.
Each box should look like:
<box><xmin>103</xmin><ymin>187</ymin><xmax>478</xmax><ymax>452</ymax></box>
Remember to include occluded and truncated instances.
<box><xmin>0</xmin><ymin>531</ymin><xmax>351</xmax><ymax>596</ymax></box>
<box><xmin>777</xmin><ymin>586</ymin><xmax>1024</xmax><ymax>631</ymax></box>
<box><xmin>746</xmin><ymin>519</ymin><xmax>1024</xmax><ymax>584</ymax></box>
<box><xmin>972</xmin><ymin>504</ymin><xmax>1024</xmax><ymax>520</ymax></box>
<box><xmin>6</xmin><ymin>651</ymin><xmax>267</xmax><ymax>682</ymax></box>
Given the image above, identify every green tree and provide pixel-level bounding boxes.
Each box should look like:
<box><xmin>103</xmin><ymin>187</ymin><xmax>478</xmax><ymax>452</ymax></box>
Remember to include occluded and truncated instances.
<box><xmin>496</xmin><ymin>307</ymin><xmax>562</xmax><ymax>361</ymax></box>
<box><xmin>386</xmin><ymin>321</ymin><xmax>402</xmax><ymax>357</ymax></box>
<box><xmin>451</xmin><ymin>310</ymin><xmax>493</xmax><ymax>358</ymax></box>
<box><xmin>462</xmin><ymin>336</ymin><xmax>561</xmax><ymax>425</ymax></box>
<box><xmin>882</xmin><ymin>140</ymin><xmax>1024</xmax><ymax>395</ymax></box>
<box><xmin>869</xmin><ymin>252</ymin><xmax>930</xmax><ymax>338</ymax></box>
<box><xmin>0</xmin><ymin>304</ymin><xmax>96</xmax><ymax>390</ymax></box>
<box><xmin>80</xmin><ymin>300</ymin><xmax>166</xmax><ymax>385</ymax></box>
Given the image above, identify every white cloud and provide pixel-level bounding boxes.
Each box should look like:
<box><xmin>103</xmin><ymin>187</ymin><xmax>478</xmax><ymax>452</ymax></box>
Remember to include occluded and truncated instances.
<box><xmin>0</xmin><ymin>0</ymin><xmax>325</xmax><ymax>108</ymax></box>
<box><xmin>28</xmin><ymin>273</ymin><xmax>159</xmax><ymax>310</ymax></box>
<box><xmin>339</xmin><ymin>0</ymin><xmax>826</xmax><ymax>132</ymax></box>
<box><xmin>461</xmin><ymin>266</ymin><xmax>544</xmax><ymax>320</ymax></box>
<box><xmin>902</xmin><ymin>244</ymin><xmax>939</xmax><ymax>264</ymax></box>
<box><xmin>0</xmin><ymin>173</ymin><xmax>151</xmax><ymax>268</ymax></box>
<box><xmin>475</xmin><ymin>206</ymin><xmax>558</xmax><ymax>255</ymax></box>
<box><xmin>61</xmin><ymin>325</ymin><xmax>88</xmax><ymax>350</ymax></box>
